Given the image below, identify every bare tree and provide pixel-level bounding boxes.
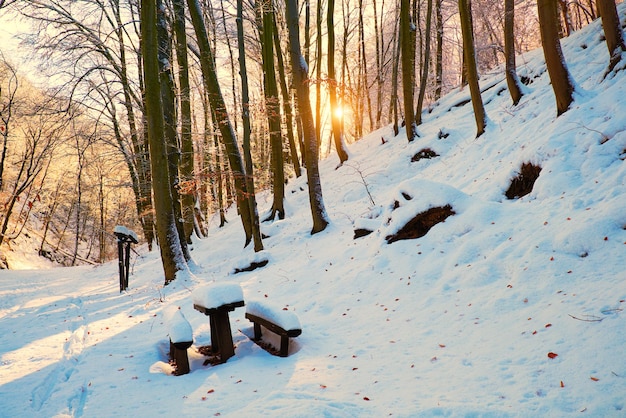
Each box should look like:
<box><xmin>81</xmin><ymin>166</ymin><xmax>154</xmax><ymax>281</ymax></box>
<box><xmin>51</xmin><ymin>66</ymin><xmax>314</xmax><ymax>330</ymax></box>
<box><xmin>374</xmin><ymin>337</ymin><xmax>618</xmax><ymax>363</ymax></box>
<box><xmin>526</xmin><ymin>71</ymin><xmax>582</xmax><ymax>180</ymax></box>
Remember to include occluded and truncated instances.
<box><xmin>401</xmin><ymin>0</ymin><xmax>418</xmax><ymax>142</ymax></box>
<box><xmin>537</xmin><ymin>0</ymin><xmax>575</xmax><ymax>115</ymax></box>
<box><xmin>459</xmin><ymin>0</ymin><xmax>487</xmax><ymax>137</ymax></box>
<box><xmin>285</xmin><ymin>0</ymin><xmax>329</xmax><ymax>234</ymax></box>
<box><xmin>141</xmin><ymin>0</ymin><xmax>186</xmax><ymax>284</ymax></box>
<box><xmin>505</xmin><ymin>0</ymin><xmax>524</xmax><ymax>105</ymax></box>
<box><xmin>327</xmin><ymin>0</ymin><xmax>349</xmax><ymax>164</ymax></box>
<box><xmin>596</xmin><ymin>0</ymin><xmax>626</xmax><ymax>74</ymax></box>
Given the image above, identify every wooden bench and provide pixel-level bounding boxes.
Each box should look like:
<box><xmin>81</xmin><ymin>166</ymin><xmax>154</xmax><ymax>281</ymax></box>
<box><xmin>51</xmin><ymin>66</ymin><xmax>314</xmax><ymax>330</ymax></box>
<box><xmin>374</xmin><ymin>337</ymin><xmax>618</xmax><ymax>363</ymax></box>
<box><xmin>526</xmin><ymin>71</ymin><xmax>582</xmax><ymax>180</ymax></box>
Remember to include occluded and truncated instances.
<box><xmin>163</xmin><ymin>306</ymin><xmax>193</xmax><ymax>375</ymax></box>
<box><xmin>245</xmin><ymin>300</ymin><xmax>302</xmax><ymax>357</ymax></box>
<box><xmin>192</xmin><ymin>283</ymin><xmax>245</xmax><ymax>364</ymax></box>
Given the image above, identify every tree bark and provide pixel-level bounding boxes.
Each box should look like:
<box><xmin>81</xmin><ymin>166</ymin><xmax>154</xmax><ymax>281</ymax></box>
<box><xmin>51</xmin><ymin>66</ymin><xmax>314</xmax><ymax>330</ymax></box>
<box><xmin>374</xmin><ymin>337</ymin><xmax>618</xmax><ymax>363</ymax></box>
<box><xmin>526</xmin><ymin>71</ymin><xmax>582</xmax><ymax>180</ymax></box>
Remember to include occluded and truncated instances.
<box><xmin>401</xmin><ymin>0</ymin><xmax>418</xmax><ymax>141</ymax></box>
<box><xmin>172</xmin><ymin>0</ymin><xmax>197</xmax><ymax>243</ymax></box>
<box><xmin>459</xmin><ymin>0</ymin><xmax>487</xmax><ymax>137</ymax></box>
<box><xmin>415</xmin><ymin>0</ymin><xmax>433</xmax><ymax>125</ymax></box>
<box><xmin>537</xmin><ymin>0</ymin><xmax>575</xmax><ymax>115</ymax></box>
<box><xmin>505</xmin><ymin>0</ymin><xmax>524</xmax><ymax>105</ymax></box>
<box><xmin>141</xmin><ymin>0</ymin><xmax>186</xmax><ymax>284</ymax></box>
<box><xmin>327</xmin><ymin>0</ymin><xmax>349</xmax><ymax>164</ymax></box>
<box><xmin>434</xmin><ymin>0</ymin><xmax>443</xmax><ymax>100</ymax></box>
<box><xmin>285</xmin><ymin>0</ymin><xmax>330</xmax><ymax>234</ymax></box>
<box><xmin>596</xmin><ymin>0</ymin><xmax>626</xmax><ymax>73</ymax></box>
<box><xmin>260</xmin><ymin>0</ymin><xmax>286</xmax><ymax>221</ymax></box>
<box><xmin>272</xmin><ymin>13</ymin><xmax>302</xmax><ymax>178</ymax></box>
<box><xmin>157</xmin><ymin>0</ymin><xmax>190</xmax><ymax>262</ymax></box>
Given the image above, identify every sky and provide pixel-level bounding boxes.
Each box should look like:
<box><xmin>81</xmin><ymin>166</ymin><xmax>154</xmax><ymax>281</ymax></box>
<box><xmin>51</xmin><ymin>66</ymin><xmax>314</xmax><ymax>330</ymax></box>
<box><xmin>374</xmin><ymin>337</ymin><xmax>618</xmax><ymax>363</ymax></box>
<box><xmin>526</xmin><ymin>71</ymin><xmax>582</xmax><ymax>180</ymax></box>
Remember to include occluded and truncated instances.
<box><xmin>1</xmin><ymin>5</ymin><xmax>625</xmax><ymax>417</ymax></box>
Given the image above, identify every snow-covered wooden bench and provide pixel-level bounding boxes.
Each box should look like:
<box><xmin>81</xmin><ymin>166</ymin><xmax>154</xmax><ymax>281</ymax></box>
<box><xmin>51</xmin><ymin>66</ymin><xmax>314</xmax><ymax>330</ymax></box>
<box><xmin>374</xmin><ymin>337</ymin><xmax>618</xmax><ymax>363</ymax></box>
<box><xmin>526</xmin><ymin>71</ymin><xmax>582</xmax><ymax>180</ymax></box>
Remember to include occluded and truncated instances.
<box><xmin>245</xmin><ymin>300</ymin><xmax>302</xmax><ymax>357</ymax></box>
<box><xmin>192</xmin><ymin>283</ymin><xmax>245</xmax><ymax>363</ymax></box>
<box><xmin>163</xmin><ymin>306</ymin><xmax>193</xmax><ymax>375</ymax></box>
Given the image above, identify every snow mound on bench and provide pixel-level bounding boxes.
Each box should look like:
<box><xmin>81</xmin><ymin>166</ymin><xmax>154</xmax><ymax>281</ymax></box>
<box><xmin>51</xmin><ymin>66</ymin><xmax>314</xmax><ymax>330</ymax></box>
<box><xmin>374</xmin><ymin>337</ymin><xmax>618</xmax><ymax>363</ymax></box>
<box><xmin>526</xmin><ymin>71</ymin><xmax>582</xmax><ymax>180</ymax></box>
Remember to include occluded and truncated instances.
<box><xmin>163</xmin><ymin>306</ymin><xmax>193</xmax><ymax>344</ymax></box>
<box><xmin>192</xmin><ymin>282</ymin><xmax>244</xmax><ymax>309</ymax></box>
<box><xmin>246</xmin><ymin>300</ymin><xmax>301</xmax><ymax>331</ymax></box>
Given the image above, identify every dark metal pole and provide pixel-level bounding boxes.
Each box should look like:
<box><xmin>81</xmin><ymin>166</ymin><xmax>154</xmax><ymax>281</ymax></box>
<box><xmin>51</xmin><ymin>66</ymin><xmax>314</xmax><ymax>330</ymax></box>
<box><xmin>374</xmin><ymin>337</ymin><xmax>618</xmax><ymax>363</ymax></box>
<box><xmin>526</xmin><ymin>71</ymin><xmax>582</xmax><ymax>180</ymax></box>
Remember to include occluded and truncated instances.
<box><xmin>118</xmin><ymin>238</ymin><xmax>124</xmax><ymax>292</ymax></box>
<box><xmin>124</xmin><ymin>241</ymin><xmax>131</xmax><ymax>290</ymax></box>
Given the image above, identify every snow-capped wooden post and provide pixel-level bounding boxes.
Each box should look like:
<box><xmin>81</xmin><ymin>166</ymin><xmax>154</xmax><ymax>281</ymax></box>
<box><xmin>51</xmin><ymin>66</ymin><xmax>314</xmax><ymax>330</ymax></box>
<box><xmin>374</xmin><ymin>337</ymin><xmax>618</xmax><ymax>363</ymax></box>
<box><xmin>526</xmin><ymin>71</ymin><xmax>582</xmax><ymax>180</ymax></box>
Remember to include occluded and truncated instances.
<box><xmin>192</xmin><ymin>283</ymin><xmax>245</xmax><ymax>363</ymax></box>
<box><xmin>114</xmin><ymin>226</ymin><xmax>138</xmax><ymax>292</ymax></box>
<box><xmin>163</xmin><ymin>306</ymin><xmax>194</xmax><ymax>375</ymax></box>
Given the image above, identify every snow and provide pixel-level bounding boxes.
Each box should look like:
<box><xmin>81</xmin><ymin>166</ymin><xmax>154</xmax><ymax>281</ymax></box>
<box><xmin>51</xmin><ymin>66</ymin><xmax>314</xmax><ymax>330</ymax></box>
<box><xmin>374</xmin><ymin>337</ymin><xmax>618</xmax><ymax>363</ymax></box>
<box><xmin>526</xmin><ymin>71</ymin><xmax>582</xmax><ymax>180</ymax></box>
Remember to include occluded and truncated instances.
<box><xmin>1</xmin><ymin>10</ymin><xmax>626</xmax><ymax>417</ymax></box>
<box><xmin>113</xmin><ymin>225</ymin><xmax>139</xmax><ymax>243</ymax></box>
<box><xmin>246</xmin><ymin>300</ymin><xmax>302</xmax><ymax>331</ymax></box>
<box><xmin>192</xmin><ymin>282</ymin><xmax>244</xmax><ymax>309</ymax></box>
<box><xmin>163</xmin><ymin>306</ymin><xmax>193</xmax><ymax>344</ymax></box>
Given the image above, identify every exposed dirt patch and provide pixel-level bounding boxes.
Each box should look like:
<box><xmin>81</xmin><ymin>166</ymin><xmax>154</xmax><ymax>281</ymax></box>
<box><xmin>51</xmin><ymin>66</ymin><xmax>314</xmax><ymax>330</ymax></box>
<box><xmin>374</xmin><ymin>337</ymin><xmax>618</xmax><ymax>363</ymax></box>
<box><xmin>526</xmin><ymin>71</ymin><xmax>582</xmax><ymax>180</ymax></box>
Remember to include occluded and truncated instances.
<box><xmin>505</xmin><ymin>162</ymin><xmax>542</xmax><ymax>199</ymax></box>
<box><xmin>386</xmin><ymin>205</ymin><xmax>455</xmax><ymax>243</ymax></box>
<box><xmin>411</xmin><ymin>148</ymin><xmax>440</xmax><ymax>162</ymax></box>
<box><xmin>233</xmin><ymin>259</ymin><xmax>269</xmax><ymax>274</ymax></box>
<box><xmin>353</xmin><ymin>228</ymin><xmax>373</xmax><ymax>239</ymax></box>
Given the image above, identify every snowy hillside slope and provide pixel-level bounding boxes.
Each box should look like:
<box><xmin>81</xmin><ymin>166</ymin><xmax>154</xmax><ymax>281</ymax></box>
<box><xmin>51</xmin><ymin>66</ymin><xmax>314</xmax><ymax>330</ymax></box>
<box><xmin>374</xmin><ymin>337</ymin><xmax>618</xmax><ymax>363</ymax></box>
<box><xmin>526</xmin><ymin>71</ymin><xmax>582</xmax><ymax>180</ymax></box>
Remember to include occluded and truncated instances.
<box><xmin>1</xmin><ymin>8</ymin><xmax>625</xmax><ymax>417</ymax></box>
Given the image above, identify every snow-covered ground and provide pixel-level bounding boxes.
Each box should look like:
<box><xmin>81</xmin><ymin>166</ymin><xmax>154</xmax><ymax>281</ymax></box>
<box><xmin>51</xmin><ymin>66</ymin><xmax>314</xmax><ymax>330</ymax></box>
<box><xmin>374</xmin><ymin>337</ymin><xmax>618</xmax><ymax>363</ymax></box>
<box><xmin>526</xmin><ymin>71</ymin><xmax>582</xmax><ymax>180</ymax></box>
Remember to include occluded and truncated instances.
<box><xmin>1</xmin><ymin>9</ymin><xmax>626</xmax><ymax>417</ymax></box>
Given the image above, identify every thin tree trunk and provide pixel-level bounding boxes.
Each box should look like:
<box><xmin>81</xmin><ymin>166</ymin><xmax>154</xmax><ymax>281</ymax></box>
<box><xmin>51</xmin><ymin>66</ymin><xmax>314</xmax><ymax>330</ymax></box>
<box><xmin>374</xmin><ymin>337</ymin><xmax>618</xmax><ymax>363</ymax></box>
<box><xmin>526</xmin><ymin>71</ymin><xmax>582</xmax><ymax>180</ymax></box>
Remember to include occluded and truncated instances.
<box><xmin>415</xmin><ymin>0</ymin><xmax>433</xmax><ymax>125</ymax></box>
<box><xmin>505</xmin><ymin>0</ymin><xmax>524</xmax><ymax>105</ymax></box>
<box><xmin>237</xmin><ymin>0</ymin><xmax>263</xmax><ymax>251</ymax></box>
<box><xmin>173</xmin><ymin>0</ymin><xmax>197</xmax><ymax>243</ymax></box>
<box><xmin>459</xmin><ymin>0</ymin><xmax>487</xmax><ymax>136</ymax></box>
<box><xmin>401</xmin><ymin>0</ymin><xmax>418</xmax><ymax>142</ymax></box>
<box><xmin>260</xmin><ymin>0</ymin><xmax>286</xmax><ymax>220</ymax></box>
<box><xmin>434</xmin><ymin>0</ymin><xmax>443</xmax><ymax>99</ymax></box>
<box><xmin>272</xmin><ymin>13</ymin><xmax>302</xmax><ymax>177</ymax></box>
<box><xmin>327</xmin><ymin>0</ymin><xmax>349</xmax><ymax>164</ymax></box>
<box><xmin>358</xmin><ymin>0</ymin><xmax>374</xmax><ymax>132</ymax></box>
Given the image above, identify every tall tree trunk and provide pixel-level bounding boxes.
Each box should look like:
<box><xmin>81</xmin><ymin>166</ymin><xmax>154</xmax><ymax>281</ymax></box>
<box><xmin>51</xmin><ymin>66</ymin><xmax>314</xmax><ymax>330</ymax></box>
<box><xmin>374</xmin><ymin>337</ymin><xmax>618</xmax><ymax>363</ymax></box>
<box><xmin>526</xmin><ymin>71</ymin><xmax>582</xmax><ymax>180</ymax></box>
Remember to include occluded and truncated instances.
<box><xmin>140</xmin><ymin>0</ymin><xmax>186</xmax><ymax>284</ymax></box>
<box><xmin>373</xmin><ymin>0</ymin><xmax>383</xmax><ymax>128</ymax></box>
<box><xmin>260</xmin><ymin>0</ymin><xmax>286</xmax><ymax>221</ymax></box>
<box><xmin>537</xmin><ymin>0</ymin><xmax>575</xmax><ymax>115</ymax></box>
<box><xmin>157</xmin><ymin>0</ymin><xmax>190</xmax><ymax>262</ymax></box>
<box><xmin>391</xmin><ymin>15</ymin><xmax>401</xmax><ymax>136</ymax></box>
<box><xmin>285</xmin><ymin>0</ymin><xmax>330</xmax><ymax>234</ymax></box>
<box><xmin>315</xmin><ymin>0</ymin><xmax>323</xmax><ymax>149</ymax></box>
<box><xmin>434</xmin><ymin>0</ymin><xmax>443</xmax><ymax>100</ymax></box>
<box><xmin>504</xmin><ymin>0</ymin><xmax>524</xmax><ymax>105</ymax></box>
<box><xmin>172</xmin><ymin>0</ymin><xmax>197</xmax><ymax>243</ymax></box>
<box><xmin>327</xmin><ymin>0</ymin><xmax>349</xmax><ymax>164</ymax></box>
<box><xmin>272</xmin><ymin>13</ymin><xmax>302</xmax><ymax>177</ymax></box>
<box><xmin>237</xmin><ymin>0</ymin><xmax>263</xmax><ymax>252</ymax></box>
<box><xmin>358</xmin><ymin>0</ymin><xmax>374</xmax><ymax>133</ymax></box>
<box><xmin>401</xmin><ymin>0</ymin><xmax>418</xmax><ymax>142</ymax></box>
<box><xmin>459</xmin><ymin>0</ymin><xmax>487</xmax><ymax>137</ymax></box>
<box><xmin>187</xmin><ymin>0</ymin><xmax>254</xmax><ymax>246</ymax></box>
<box><xmin>415</xmin><ymin>0</ymin><xmax>433</xmax><ymax>125</ymax></box>
<box><xmin>596</xmin><ymin>0</ymin><xmax>626</xmax><ymax>73</ymax></box>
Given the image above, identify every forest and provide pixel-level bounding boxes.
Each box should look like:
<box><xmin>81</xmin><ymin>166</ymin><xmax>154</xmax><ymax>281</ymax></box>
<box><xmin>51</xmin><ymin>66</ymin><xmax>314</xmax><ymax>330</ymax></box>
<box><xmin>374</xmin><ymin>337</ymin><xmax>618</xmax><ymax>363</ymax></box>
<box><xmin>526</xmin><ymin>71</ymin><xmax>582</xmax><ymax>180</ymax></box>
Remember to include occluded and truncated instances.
<box><xmin>0</xmin><ymin>0</ymin><xmax>624</xmax><ymax>275</ymax></box>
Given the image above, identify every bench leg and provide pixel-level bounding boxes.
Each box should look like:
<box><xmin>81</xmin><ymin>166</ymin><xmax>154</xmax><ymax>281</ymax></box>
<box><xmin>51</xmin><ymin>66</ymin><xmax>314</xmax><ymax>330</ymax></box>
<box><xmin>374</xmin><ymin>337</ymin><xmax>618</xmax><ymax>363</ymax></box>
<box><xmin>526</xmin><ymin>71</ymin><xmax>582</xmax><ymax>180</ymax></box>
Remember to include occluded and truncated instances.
<box><xmin>252</xmin><ymin>322</ymin><xmax>262</xmax><ymax>340</ymax></box>
<box><xmin>209</xmin><ymin>314</ymin><xmax>220</xmax><ymax>354</ymax></box>
<box><xmin>213</xmin><ymin>310</ymin><xmax>235</xmax><ymax>363</ymax></box>
<box><xmin>170</xmin><ymin>340</ymin><xmax>190</xmax><ymax>375</ymax></box>
<box><xmin>279</xmin><ymin>335</ymin><xmax>289</xmax><ymax>357</ymax></box>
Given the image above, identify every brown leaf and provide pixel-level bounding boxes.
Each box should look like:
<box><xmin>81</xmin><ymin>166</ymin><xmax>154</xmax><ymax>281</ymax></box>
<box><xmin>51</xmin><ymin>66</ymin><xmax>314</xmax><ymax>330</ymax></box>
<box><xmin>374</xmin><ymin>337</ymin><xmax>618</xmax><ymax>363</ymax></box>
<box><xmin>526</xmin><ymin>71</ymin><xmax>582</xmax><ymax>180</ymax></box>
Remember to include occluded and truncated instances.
<box><xmin>548</xmin><ymin>352</ymin><xmax>558</xmax><ymax>359</ymax></box>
